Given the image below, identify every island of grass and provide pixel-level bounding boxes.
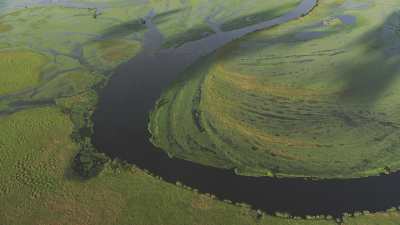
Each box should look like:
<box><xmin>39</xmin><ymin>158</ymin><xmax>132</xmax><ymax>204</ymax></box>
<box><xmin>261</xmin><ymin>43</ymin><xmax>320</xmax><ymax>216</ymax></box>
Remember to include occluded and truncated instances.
<box><xmin>150</xmin><ymin>0</ymin><xmax>400</xmax><ymax>179</ymax></box>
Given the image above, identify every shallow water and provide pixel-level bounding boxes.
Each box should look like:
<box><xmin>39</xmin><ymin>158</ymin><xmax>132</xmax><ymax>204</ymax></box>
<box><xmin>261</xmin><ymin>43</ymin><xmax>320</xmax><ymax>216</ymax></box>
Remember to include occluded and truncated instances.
<box><xmin>337</xmin><ymin>15</ymin><xmax>357</xmax><ymax>25</ymax></box>
<box><xmin>91</xmin><ymin>0</ymin><xmax>400</xmax><ymax>218</ymax></box>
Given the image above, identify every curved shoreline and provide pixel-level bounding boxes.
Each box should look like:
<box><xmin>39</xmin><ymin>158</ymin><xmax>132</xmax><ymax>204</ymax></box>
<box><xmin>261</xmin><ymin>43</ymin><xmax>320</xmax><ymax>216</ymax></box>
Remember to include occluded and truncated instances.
<box><xmin>92</xmin><ymin>0</ymin><xmax>400</xmax><ymax>217</ymax></box>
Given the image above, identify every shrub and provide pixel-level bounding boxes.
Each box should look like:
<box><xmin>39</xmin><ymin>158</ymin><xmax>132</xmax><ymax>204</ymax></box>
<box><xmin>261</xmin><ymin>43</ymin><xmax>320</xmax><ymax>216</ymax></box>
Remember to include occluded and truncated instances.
<box><xmin>73</xmin><ymin>138</ymin><xmax>108</xmax><ymax>178</ymax></box>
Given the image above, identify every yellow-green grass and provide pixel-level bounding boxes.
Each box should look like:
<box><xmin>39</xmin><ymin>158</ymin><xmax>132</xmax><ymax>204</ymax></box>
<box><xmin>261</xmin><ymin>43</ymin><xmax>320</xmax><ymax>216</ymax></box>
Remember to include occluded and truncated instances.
<box><xmin>343</xmin><ymin>210</ymin><xmax>400</xmax><ymax>225</ymax></box>
<box><xmin>0</xmin><ymin>105</ymin><xmax>338</xmax><ymax>225</ymax></box>
<box><xmin>149</xmin><ymin>0</ymin><xmax>400</xmax><ymax>178</ymax></box>
<box><xmin>0</xmin><ymin>0</ymin><xmax>302</xmax><ymax>55</ymax></box>
<box><xmin>0</xmin><ymin>50</ymin><xmax>48</xmax><ymax>95</ymax></box>
<box><xmin>217</xmin><ymin>0</ymin><xmax>301</xmax><ymax>31</ymax></box>
<box><xmin>0</xmin><ymin>5</ymin><xmax>146</xmax><ymax>70</ymax></box>
<box><xmin>83</xmin><ymin>39</ymin><xmax>141</xmax><ymax>71</ymax></box>
<box><xmin>0</xmin><ymin>82</ymin><xmax>398</xmax><ymax>225</ymax></box>
<box><xmin>0</xmin><ymin>21</ymin><xmax>11</xmax><ymax>32</ymax></box>
<box><xmin>151</xmin><ymin>0</ymin><xmax>301</xmax><ymax>47</ymax></box>
<box><xmin>0</xmin><ymin>2</ymin><xmax>333</xmax><ymax>224</ymax></box>
<box><xmin>94</xmin><ymin>0</ymin><xmax>301</xmax><ymax>48</ymax></box>
<box><xmin>7</xmin><ymin>102</ymin><xmax>400</xmax><ymax>225</ymax></box>
<box><xmin>32</xmin><ymin>69</ymin><xmax>103</xmax><ymax>100</ymax></box>
<box><xmin>2</xmin><ymin>0</ymin><xmax>400</xmax><ymax>224</ymax></box>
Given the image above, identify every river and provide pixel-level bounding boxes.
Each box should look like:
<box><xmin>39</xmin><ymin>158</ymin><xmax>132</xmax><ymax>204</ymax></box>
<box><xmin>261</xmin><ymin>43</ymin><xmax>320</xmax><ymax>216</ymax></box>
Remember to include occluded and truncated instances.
<box><xmin>92</xmin><ymin>0</ymin><xmax>400</xmax><ymax>218</ymax></box>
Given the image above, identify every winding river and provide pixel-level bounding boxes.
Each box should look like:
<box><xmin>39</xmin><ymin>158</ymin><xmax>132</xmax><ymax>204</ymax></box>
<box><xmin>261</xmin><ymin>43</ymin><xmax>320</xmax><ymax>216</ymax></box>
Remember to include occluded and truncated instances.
<box><xmin>92</xmin><ymin>0</ymin><xmax>400</xmax><ymax>218</ymax></box>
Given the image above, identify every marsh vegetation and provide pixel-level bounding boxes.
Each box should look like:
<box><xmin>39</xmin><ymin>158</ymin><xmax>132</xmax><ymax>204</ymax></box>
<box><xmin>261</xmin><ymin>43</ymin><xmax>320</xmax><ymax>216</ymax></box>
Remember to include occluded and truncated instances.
<box><xmin>150</xmin><ymin>0</ymin><xmax>400</xmax><ymax>179</ymax></box>
<box><xmin>2</xmin><ymin>0</ymin><xmax>400</xmax><ymax>224</ymax></box>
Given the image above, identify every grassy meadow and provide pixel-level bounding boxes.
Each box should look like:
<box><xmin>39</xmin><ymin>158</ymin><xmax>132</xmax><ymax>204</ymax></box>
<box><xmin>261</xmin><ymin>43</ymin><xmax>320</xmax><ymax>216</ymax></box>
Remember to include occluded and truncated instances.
<box><xmin>2</xmin><ymin>0</ymin><xmax>400</xmax><ymax>224</ymax></box>
<box><xmin>149</xmin><ymin>0</ymin><xmax>400</xmax><ymax>179</ymax></box>
<box><xmin>0</xmin><ymin>0</ymin><xmax>337</xmax><ymax>224</ymax></box>
<box><xmin>0</xmin><ymin>106</ymin><xmax>339</xmax><ymax>225</ymax></box>
<box><xmin>0</xmin><ymin>50</ymin><xmax>49</xmax><ymax>95</ymax></box>
<box><xmin>148</xmin><ymin>0</ymin><xmax>301</xmax><ymax>47</ymax></box>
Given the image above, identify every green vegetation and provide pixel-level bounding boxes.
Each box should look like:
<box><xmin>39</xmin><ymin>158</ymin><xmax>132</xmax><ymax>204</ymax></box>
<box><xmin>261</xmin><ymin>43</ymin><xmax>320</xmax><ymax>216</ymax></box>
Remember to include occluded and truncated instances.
<box><xmin>343</xmin><ymin>210</ymin><xmax>400</xmax><ymax>225</ymax></box>
<box><xmin>148</xmin><ymin>0</ymin><xmax>301</xmax><ymax>47</ymax></box>
<box><xmin>150</xmin><ymin>0</ymin><xmax>400</xmax><ymax>179</ymax></box>
<box><xmin>0</xmin><ymin>21</ymin><xmax>12</xmax><ymax>32</ymax></box>
<box><xmin>0</xmin><ymin>1</ymin><xmax>337</xmax><ymax>224</ymax></box>
<box><xmin>0</xmin><ymin>50</ymin><xmax>48</xmax><ymax>95</ymax></box>
<box><xmin>83</xmin><ymin>39</ymin><xmax>141</xmax><ymax>71</ymax></box>
<box><xmin>217</xmin><ymin>0</ymin><xmax>300</xmax><ymax>31</ymax></box>
<box><xmin>3</xmin><ymin>0</ymin><xmax>400</xmax><ymax>224</ymax></box>
<box><xmin>0</xmin><ymin>106</ymin><xmax>339</xmax><ymax>225</ymax></box>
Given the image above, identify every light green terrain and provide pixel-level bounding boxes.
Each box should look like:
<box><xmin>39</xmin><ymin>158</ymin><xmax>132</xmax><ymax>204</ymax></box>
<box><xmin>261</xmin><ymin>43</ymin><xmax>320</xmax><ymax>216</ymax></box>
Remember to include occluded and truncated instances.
<box><xmin>148</xmin><ymin>0</ymin><xmax>301</xmax><ymax>47</ymax></box>
<box><xmin>150</xmin><ymin>0</ymin><xmax>400</xmax><ymax>179</ymax></box>
<box><xmin>0</xmin><ymin>50</ymin><xmax>48</xmax><ymax>95</ymax></box>
<box><xmin>2</xmin><ymin>0</ymin><xmax>400</xmax><ymax>224</ymax></box>
<box><xmin>0</xmin><ymin>106</ymin><xmax>338</xmax><ymax>225</ymax></box>
<box><xmin>0</xmin><ymin>0</ymin><xmax>338</xmax><ymax>224</ymax></box>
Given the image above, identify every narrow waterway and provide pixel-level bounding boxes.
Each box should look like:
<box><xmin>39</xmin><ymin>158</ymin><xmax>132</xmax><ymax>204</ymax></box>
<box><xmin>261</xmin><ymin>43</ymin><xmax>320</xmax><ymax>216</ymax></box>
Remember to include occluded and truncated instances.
<box><xmin>93</xmin><ymin>0</ymin><xmax>400</xmax><ymax>218</ymax></box>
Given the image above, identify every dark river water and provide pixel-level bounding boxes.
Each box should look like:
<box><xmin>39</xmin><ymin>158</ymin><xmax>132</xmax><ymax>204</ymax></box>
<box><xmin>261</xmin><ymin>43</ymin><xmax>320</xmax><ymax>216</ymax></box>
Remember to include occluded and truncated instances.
<box><xmin>92</xmin><ymin>0</ymin><xmax>400</xmax><ymax>218</ymax></box>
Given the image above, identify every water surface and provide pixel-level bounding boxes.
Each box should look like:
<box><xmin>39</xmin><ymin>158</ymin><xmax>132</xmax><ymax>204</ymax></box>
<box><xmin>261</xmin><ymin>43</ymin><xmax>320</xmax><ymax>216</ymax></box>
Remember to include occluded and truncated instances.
<box><xmin>92</xmin><ymin>0</ymin><xmax>400</xmax><ymax>217</ymax></box>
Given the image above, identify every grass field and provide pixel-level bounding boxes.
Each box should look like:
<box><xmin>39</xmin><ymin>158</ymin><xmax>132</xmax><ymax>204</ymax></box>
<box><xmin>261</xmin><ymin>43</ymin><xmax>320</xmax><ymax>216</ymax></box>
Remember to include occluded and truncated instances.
<box><xmin>0</xmin><ymin>106</ymin><xmax>338</xmax><ymax>225</ymax></box>
<box><xmin>3</xmin><ymin>0</ymin><xmax>400</xmax><ymax>224</ymax></box>
<box><xmin>343</xmin><ymin>210</ymin><xmax>400</xmax><ymax>225</ymax></box>
<box><xmin>0</xmin><ymin>1</ymin><xmax>338</xmax><ymax>224</ymax></box>
<box><xmin>1</xmin><ymin>101</ymin><xmax>393</xmax><ymax>225</ymax></box>
<box><xmin>149</xmin><ymin>0</ymin><xmax>400</xmax><ymax>179</ymax></box>
<box><xmin>148</xmin><ymin>0</ymin><xmax>301</xmax><ymax>47</ymax></box>
<box><xmin>0</xmin><ymin>50</ymin><xmax>49</xmax><ymax>95</ymax></box>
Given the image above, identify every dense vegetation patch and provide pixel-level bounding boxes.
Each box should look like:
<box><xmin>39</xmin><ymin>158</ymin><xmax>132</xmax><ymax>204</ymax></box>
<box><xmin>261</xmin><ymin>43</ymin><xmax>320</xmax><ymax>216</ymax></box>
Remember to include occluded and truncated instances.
<box><xmin>0</xmin><ymin>21</ymin><xmax>11</xmax><ymax>32</ymax></box>
<box><xmin>83</xmin><ymin>39</ymin><xmax>141</xmax><ymax>71</ymax></box>
<box><xmin>150</xmin><ymin>0</ymin><xmax>400</xmax><ymax>178</ymax></box>
<box><xmin>0</xmin><ymin>50</ymin><xmax>48</xmax><ymax>95</ymax></box>
<box><xmin>150</xmin><ymin>0</ymin><xmax>301</xmax><ymax>47</ymax></box>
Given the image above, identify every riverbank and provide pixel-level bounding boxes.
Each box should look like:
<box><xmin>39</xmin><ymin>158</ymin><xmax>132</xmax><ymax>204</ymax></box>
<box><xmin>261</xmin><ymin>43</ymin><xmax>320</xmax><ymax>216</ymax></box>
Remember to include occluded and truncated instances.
<box><xmin>151</xmin><ymin>0</ymin><xmax>400</xmax><ymax>179</ymax></box>
<box><xmin>3</xmin><ymin>0</ymin><xmax>400</xmax><ymax>224</ymax></box>
<box><xmin>0</xmin><ymin>0</ymin><xmax>341</xmax><ymax>224</ymax></box>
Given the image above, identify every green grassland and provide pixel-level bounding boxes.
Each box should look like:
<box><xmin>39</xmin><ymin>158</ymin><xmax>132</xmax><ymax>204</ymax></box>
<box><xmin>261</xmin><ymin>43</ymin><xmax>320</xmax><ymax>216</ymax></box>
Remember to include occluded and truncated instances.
<box><xmin>148</xmin><ymin>0</ymin><xmax>301</xmax><ymax>47</ymax></box>
<box><xmin>0</xmin><ymin>50</ymin><xmax>49</xmax><ymax>95</ymax></box>
<box><xmin>0</xmin><ymin>0</ymin><xmax>301</xmax><ymax>48</ymax></box>
<box><xmin>0</xmin><ymin>1</ymin><xmax>340</xmax><ymax>224</ymax></box>
<box><xmin>343</xmin><ymin>210</ymin><xmax>400</xmax><ymax>225</ymax></box>
<box><xmin>0</xmin><ymin>106</ymin><xmax>339</xmax><ymax>225</ymax></box>
<box><xmin>2</xmin><ymin>0</ymin><xmax>400</xmax><ymax>224</ymax></box>
<box><xmin>1</xmin><ymin>99</ymin><xmax>400</xmax><ymax>225</ymax></box>
<box><xmin>149</xmin><ymin>0</ymin><xmax>400</xmax><ymax>179</ymax></box>
<box><xmin>83</xmin><ymin>39</ymin><xmax>141</xmax><ymax>71</ymax></box>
